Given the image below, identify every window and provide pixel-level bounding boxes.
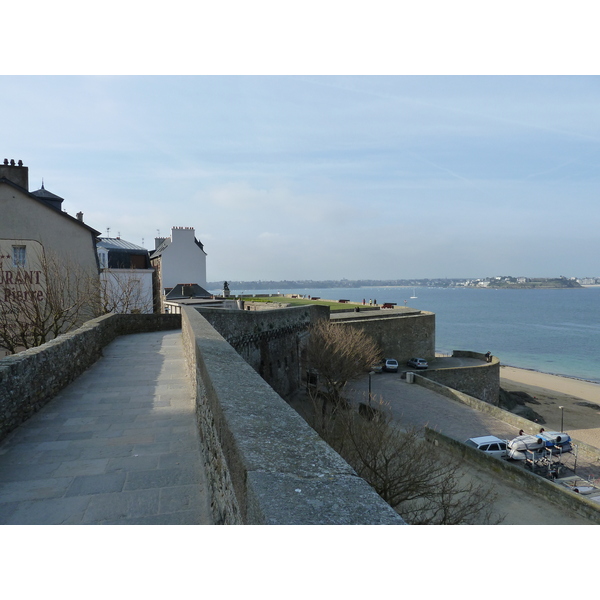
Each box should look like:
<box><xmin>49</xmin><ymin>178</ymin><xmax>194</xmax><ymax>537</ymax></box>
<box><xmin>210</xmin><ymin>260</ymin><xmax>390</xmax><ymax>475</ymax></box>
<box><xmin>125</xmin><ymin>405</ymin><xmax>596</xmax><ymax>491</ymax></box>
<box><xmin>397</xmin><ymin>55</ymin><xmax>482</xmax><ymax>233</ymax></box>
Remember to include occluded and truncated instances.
<box><xmin>12</xmin><ymin>246</ymin><xmax>26</xmax><ymax>267</ymax></box>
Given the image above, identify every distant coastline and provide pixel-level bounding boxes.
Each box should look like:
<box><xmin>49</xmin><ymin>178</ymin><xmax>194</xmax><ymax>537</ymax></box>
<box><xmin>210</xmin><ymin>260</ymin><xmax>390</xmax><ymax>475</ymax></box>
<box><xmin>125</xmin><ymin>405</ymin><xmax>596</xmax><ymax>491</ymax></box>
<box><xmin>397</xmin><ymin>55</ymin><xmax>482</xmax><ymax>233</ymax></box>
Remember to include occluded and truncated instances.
<box><xmin>208</xmin><ymin>277</ymin><xmax>591</xmax><ymax>290</ymax></box>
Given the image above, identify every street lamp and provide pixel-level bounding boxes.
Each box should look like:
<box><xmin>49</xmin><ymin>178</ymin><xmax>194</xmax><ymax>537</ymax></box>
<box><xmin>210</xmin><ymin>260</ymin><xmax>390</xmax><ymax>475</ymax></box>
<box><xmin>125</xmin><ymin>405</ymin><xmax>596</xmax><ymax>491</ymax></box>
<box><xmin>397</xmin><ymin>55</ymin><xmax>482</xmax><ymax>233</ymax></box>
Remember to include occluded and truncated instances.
<box><xmin>368</xmin><ymin>371</ymin><xmax>375</xmax><ymax>406</ymax></box>
<box><xmin>559</xmin><ymin>406</ymin><xmax>564</xmax><ymax>432</ymax></box>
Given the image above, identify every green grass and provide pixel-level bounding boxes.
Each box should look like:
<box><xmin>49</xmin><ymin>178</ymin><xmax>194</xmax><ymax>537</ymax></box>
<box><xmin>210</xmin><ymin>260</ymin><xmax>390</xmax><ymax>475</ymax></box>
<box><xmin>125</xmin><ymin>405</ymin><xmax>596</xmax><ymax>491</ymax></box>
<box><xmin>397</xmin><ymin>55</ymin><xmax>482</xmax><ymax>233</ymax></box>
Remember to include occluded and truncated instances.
<box><xmin>242</xmin><ymin>296</ymin><xmax>362</xmax><ymax>311</ymax></box>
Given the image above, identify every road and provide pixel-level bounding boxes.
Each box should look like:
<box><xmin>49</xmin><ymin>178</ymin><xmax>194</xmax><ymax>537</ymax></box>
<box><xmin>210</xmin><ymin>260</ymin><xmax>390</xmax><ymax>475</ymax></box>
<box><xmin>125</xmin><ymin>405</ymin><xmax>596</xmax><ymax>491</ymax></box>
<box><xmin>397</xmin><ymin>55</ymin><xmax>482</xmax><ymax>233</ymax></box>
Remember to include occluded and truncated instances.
<box><xmin>345</xmin><ymin>372</ymin><xmax>595</xmax><ymax>525</ymax></box>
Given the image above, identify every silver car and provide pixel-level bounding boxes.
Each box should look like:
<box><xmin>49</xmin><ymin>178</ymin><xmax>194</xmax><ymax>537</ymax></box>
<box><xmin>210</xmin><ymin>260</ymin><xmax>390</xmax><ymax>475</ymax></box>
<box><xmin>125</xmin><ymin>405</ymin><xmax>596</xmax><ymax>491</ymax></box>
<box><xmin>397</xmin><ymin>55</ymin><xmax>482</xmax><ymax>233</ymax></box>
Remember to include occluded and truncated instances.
<box><xmin>464</xmin><ymin>436</ymin><xmax>508</xmax><ymax>459</ymax></box>
<box><xmin>383</xmin><ymin>358</ymin><xmax>398</xmax><ymax>372</ymax></box>
<box><xmin>407</xmin><ymin>357</ymin><xmax>428</xmax><ymax>369</ymax></box>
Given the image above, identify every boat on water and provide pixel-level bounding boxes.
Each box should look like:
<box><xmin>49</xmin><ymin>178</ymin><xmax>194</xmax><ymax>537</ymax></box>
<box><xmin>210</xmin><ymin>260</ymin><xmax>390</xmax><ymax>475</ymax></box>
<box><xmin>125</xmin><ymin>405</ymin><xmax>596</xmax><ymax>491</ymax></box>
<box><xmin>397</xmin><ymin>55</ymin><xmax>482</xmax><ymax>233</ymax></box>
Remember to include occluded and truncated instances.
<box><xmin>507</xmin><ymin>432</ymin><xmax>572</xmax><ymax>460</ymax></box>
<box><xmin>410</xmin><ymin>288</ymin><xmax>417</xmax><ymax>299</ymax></box>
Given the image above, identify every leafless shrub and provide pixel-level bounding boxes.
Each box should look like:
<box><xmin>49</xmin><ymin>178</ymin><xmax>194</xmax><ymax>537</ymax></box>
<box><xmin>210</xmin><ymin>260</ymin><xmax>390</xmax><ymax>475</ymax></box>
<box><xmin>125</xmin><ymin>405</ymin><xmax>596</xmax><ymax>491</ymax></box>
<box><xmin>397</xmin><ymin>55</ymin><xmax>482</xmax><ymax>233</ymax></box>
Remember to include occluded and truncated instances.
<box><xmin>100</xmin><ymin>269</ymin><xmax>153</xmax><ymax>314</ymax></box>
<box><xmin>309</xmin><ymin>396</ymin><xmax>503</xmax><ymax>525</ymax></box>
<box><xmin>307</xmin><ymin>319</ymin><xmax>381</xmax><ymax>408</ymax></box>
<box><xmin>0</xmin><ymin>249</ymin><xmax>100</xmax><ymax>354</ymax></box>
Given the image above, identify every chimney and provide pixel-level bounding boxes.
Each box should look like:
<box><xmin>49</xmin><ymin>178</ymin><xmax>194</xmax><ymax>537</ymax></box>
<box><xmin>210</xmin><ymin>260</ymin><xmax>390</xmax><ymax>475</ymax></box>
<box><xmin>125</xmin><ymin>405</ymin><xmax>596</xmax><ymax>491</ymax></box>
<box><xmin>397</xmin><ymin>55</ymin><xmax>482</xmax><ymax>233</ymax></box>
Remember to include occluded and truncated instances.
<box><xmin>76</xmin><ymin>212</ymin><xmax>84</xmax><ymax>222</ymax></box>
<box><xmin>155</xmin><ymin>237</ymin><xmax>166</xmax><ymax>250</ymax></box>
<box><xmin>0</xmin><ymin>159</ymin><xmax>29</xmax><ymax>190</ymax></box>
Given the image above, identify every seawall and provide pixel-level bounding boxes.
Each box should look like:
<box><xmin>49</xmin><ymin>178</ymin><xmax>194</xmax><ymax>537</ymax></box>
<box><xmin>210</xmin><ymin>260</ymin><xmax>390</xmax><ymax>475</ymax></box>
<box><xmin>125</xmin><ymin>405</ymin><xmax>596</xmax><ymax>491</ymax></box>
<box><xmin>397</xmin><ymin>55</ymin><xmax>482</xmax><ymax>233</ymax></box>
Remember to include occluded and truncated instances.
<box><xmin>420</xmin><ymin>350</ymin><xmax>500</xmax><ymax>405</ymax></box>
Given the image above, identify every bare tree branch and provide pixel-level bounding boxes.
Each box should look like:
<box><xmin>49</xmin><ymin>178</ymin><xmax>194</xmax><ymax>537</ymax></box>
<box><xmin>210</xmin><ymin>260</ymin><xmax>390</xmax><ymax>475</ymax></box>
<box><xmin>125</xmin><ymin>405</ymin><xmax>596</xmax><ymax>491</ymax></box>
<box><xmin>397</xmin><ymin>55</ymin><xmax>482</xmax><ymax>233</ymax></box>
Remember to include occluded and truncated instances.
<box><xmin>307</xmin><ymin>320</ymin><xmax>381</xmax><ymax>405</ymax></box>
<box><xmin>0</xmin><ymin>249</ymin><xmax>100</xmax><ymax>354</ymax></box>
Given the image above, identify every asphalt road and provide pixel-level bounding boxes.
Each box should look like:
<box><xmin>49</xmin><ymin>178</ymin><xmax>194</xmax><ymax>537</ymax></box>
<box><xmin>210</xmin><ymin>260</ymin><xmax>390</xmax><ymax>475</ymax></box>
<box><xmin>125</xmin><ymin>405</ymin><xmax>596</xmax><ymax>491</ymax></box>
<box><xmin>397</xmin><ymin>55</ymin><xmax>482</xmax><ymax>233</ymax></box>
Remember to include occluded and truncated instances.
<box><xmin>345</xmin><ymin>372</ymin><xmax>595</xmax><ymax>525</ymax></box>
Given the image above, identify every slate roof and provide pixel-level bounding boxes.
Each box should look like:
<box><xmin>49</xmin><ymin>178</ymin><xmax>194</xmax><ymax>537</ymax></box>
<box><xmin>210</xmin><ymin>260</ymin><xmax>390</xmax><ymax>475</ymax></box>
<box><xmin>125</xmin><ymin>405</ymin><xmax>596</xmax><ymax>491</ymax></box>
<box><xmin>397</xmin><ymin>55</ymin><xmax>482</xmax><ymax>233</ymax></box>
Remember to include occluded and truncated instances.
<box><xmin>97</xmin><ymin>238</ymin><xmax>148</xmax><ymax>252</ymax></box>
<box><xmin>97</xmin><ymin>237</ymin><xmax>151</xmax><ymax>269</ymax></box>
<box><xmin>165</xmin><ymin>283</ymin><xmax>211</xmax><ymax>299</ymax></box>
<box><xmin>31</xmin><ymin>184</ymin><xmax>64</xmax><ymax>203</ymax></box>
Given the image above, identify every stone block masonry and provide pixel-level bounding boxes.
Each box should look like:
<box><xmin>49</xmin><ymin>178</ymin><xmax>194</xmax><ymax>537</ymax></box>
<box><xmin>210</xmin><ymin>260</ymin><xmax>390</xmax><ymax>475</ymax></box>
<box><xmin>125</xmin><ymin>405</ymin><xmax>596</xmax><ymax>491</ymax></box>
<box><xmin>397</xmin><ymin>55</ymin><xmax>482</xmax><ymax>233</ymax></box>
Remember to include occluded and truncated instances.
<box><xmin>0</xmin><ymin>313</ymin><xmax>181</xmax><ymax>442</ymax></box>
<box><xmin>333</xmin><ymin>310</ymin><xmax>436</xmax><ymax>363</ymax></box>
<box><xmin>420</xmin><ymin>350</ymin><xmax>500</xmax><ymax>405</ymax></box>
<box><xmin>180</xmin><ymin>306</ymin><xmax>405</xmax><ymax>525</ymax></box>
<box><xmin>196</xmin><ymin>304</ymin><xmax>329</xmax><ymax>400</ymax></box>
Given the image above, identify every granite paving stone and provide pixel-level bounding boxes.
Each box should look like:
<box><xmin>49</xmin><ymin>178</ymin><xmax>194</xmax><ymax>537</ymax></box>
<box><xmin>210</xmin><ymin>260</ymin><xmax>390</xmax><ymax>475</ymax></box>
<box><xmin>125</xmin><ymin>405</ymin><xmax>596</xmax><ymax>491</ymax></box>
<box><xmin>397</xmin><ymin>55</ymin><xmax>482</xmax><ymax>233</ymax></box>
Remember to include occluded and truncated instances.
<box><xmin>0</xmin><ymin>330</ymin><xmax>213</xmax><ymax>525</ymax></box>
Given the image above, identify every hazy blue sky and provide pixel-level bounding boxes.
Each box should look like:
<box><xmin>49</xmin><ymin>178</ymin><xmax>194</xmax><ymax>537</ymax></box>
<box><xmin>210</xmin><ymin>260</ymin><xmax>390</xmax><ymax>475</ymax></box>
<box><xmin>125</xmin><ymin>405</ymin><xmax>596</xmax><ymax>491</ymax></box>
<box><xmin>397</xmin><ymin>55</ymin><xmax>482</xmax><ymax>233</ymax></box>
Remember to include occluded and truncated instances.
<box><xmin>3</xmin><ymin>75</ymin><xmax>599</xmax><ymax>281</ymax></box>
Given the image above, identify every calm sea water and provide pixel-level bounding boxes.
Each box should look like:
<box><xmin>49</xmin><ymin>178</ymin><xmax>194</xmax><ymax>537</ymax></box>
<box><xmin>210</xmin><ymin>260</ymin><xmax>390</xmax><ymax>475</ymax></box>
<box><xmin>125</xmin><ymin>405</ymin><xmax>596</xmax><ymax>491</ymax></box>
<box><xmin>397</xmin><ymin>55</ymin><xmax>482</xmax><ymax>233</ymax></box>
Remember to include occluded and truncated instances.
<box><xmin>212</xmin><ymin>286</ymin><xmax>600</xmax><ymax>383</ymax></box>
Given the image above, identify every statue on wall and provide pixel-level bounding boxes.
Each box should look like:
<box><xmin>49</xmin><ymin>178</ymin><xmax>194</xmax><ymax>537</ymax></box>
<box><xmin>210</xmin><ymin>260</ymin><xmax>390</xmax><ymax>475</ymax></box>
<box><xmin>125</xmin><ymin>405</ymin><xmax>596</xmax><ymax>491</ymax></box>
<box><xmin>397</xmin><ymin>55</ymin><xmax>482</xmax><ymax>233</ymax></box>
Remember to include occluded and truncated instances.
<box><xmin>223</xmin><ymin>281</ymin><xmax>230</xmax><ymax>297</ymax></box>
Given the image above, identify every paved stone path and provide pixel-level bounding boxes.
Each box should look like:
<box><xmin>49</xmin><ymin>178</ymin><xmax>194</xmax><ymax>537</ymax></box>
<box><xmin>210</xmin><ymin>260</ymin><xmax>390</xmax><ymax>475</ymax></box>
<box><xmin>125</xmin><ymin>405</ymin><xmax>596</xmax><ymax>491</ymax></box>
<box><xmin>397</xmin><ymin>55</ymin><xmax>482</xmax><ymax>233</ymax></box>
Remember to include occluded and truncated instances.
<box><xmin>0</xmin><ymin>331</ymin><xmax>213</xmax><ymax>525</ymax></box>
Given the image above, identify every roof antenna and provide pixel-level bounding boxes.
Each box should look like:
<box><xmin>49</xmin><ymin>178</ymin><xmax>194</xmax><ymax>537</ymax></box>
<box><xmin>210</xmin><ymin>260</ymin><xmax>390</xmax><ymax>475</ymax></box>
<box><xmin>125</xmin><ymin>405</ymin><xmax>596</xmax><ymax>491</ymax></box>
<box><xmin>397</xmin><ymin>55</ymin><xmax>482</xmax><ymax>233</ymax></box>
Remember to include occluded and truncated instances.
<box><xmin>107</xmin><ymin>227</ymin><xmax>111</xmax><ymax>237</ymax></box>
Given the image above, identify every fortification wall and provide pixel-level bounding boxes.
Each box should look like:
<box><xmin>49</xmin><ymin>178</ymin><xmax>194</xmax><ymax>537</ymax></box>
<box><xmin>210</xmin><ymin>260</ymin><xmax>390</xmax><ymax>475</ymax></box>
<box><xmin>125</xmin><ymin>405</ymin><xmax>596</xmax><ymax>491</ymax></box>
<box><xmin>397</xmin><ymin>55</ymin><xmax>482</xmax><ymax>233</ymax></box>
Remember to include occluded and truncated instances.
<box><xmin>420</xmin><ymin>350</ymin><xmax>500</xmax><ymax>405</ymax></box>
<box><xmin>333</xmin><ymin>311</ymin><xmax>435</xmax><ymax>363</ymax></box>
<box><xmin>195</xmin><ymin>305</ymin><xmax>329</xmax><ymax>399</ymax></box>
<box><xmin>180</xmin><ymin>306</ymin><xmax>404</xmax><ymax>525</ymax></box>
<box><xmin>0</xmin><ymin>313</ymin><xmax>181</xmax><ymax>441</ymax></box>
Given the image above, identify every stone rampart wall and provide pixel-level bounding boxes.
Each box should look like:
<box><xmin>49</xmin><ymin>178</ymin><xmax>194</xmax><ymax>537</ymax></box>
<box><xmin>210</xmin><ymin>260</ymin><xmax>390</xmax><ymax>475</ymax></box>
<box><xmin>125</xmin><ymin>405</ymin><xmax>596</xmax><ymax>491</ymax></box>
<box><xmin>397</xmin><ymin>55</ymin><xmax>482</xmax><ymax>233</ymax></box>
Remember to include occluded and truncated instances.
<box><xmin>419</xmin><ymin>351</ymin><xmax>500</xmax><ymax>405</ymax></box>
<box><xmin>194</xmin><ymin>305</ymin><xmax>329</xmax><ymax>399</ymax></box>
<box><xmin>180</xmin><ymin>306</ymin><xmax>405</xmax><ymax>525</ymax></box>
<box><xmin>0</xmin><ymin>313</ymin><xmax>181</xmax><ymax>441</ymax></box>
<box><xmin>333</xmin><ymin>312</ymin><xmax>435</xmax><ymax>363</ymax></box>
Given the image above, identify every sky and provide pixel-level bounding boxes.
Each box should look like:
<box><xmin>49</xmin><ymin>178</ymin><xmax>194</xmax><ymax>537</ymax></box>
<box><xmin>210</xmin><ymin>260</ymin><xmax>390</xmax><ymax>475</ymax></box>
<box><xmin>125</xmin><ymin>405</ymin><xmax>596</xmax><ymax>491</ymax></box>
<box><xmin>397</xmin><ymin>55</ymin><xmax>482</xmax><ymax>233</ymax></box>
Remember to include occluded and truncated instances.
<box><xmin>3</xmin><ymin>6</ymin><xmax>600</xmax><ymax>283</ymax></box>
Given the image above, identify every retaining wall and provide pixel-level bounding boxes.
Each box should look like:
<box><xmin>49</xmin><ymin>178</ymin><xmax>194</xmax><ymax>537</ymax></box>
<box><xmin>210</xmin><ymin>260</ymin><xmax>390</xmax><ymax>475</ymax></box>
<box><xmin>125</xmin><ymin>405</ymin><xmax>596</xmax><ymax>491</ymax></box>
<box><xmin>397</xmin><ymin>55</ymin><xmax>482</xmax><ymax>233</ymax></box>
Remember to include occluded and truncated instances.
<box><xmin>180</xmin><ymin>306</ymin><xmax>405</xmax><ymax>525</ymax></box>
<box><xmin>333</xmin><ymin>311</ymin><xmax>436</xmax><ymax>363</ymax></box>
<box><xmin>420</xmin><ymin>350</ymin><xmax>500</xmax><ymax>405</ymax></box>
<box><xmin>415</xmin><ymin>373</ymin><xmax>600</xmax><ymax>468</ymax></box>
<box><xmin>0</xmin><ymin>313</ymin><xmax>181</xmax><ymax>441</ymax></box>
<box><xmin>425</xmin><ymin>427</ymin><xmax>600</xmax><ymax>524</ymax></box>
<box><xmin>195</xmin><ymin>305</ymin><xmax>329</xmax><ymax>399</ymax></box>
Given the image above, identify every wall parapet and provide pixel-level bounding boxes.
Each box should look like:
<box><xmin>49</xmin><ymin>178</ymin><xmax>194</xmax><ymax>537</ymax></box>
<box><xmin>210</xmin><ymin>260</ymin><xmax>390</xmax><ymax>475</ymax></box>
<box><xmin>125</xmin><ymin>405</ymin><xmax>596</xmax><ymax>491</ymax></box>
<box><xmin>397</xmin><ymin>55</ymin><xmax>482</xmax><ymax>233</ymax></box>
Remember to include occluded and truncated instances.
<box><xmin>180</xmin><ymin>306</ymin><xmax>405</xmax><ymax>525</ymax></box>
<box><xmin>420</xmin><ymin>350</ymin><xmax>499</xmax><ymax>405</ymax></box>
<box><xmin>0</xmin><ymin>313</ymin><xmax>181</xmax><ymax>441</ymax></box>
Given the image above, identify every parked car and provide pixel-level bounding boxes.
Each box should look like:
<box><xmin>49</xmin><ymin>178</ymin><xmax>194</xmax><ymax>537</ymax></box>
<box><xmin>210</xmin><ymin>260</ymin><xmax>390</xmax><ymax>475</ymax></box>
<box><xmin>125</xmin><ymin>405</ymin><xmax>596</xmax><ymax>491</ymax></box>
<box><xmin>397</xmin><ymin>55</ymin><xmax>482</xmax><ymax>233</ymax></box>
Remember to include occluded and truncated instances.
<box><xmin>407</xmin><ymin>357</ymin><xmax>428</xmax><ymax>369</ymax></box>
<box><xmin>371</xmin><ymin>362</ymin><xmax>383</xmax><ymax>373</ymax></box>
<box><xmin>464</xmin><ymin>436</ymin><xmax>508</xmax><ymax>460</ymax></box>
<box><xmin>383</xmin><ymin>358</ymin><xmax>399</xmax><ymax>372</ymax></box>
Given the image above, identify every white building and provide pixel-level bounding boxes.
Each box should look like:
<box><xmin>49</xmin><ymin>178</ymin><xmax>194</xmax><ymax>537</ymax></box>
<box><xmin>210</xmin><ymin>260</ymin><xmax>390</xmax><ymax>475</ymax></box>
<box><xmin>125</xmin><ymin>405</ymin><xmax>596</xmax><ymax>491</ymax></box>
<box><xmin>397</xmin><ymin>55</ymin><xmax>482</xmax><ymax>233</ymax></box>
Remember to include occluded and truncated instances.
<box><xmin>96</xmin><ymin>238</ymin><xmax>154</xmax><ymax>314</ymax></box>
<box><xmin>150</xmin><ymin>227</ymin><xmax>209</xmax><ymax>309</ymax></box>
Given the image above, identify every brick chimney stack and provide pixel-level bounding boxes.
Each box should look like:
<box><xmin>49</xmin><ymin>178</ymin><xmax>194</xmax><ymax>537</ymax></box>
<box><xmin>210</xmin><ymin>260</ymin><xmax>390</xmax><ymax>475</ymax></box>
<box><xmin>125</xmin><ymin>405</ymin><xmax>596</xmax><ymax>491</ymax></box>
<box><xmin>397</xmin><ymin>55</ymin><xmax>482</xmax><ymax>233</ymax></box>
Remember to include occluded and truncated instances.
<box><xmin>0</xmin><ymin>158</ymin><xmax>29</xmax><ymax>190</ymax></box>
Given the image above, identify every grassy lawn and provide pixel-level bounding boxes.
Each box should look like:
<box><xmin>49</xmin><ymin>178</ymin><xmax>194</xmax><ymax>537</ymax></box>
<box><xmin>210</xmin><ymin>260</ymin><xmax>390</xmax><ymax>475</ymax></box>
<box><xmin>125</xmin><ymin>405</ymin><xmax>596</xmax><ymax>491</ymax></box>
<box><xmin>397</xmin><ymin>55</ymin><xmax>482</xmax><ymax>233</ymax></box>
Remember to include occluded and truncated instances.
<box><xmin>242</xmin><ymin>296</ymin><xmax>363</xmax><ymax>311</ymax></box>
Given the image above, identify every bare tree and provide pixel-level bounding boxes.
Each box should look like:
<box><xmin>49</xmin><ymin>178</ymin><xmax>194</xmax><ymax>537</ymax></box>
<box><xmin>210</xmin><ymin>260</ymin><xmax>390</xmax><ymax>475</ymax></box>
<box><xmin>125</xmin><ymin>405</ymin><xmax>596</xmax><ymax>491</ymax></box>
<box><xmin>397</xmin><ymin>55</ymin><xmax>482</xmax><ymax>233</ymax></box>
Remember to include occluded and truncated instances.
<box><xmin>307</xmin><ymin>320</ymin><xmax>381</xmax><ymax>406</ymax></box>
<box><xmin>307</xmin><ymin>397</ymin><xmax>503</xmax><ymax>525</ymax></box>
<box><xmin>100</xmin><ymin>269</ymin><xmax>153</xmax><ymax>314</ymax></box>
<box><xmin>0</xmin><ymin>249</ymin><xmax>100</xmax><ymax>354</ymax></box>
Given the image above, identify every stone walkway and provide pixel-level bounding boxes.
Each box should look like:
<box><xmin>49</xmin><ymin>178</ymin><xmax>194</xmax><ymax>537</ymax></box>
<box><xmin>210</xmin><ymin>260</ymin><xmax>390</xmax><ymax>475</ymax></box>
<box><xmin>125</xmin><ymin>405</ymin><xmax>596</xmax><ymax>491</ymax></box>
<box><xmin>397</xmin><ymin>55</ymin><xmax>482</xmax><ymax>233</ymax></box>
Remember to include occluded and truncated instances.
<box><xmin>0</xmin><ymin>331</ymin><xmax>213</xmax><ymax>525</ymax></box>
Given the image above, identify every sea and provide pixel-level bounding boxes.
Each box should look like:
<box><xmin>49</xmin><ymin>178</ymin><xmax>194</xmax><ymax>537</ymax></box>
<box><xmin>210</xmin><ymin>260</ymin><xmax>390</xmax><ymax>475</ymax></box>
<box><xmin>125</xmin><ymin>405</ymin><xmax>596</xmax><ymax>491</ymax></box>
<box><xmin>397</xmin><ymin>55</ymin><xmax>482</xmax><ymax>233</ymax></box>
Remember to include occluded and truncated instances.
<box><xmin>209</xmin><ymin>285</ymin><xmax>600</xmax><ymax>384</ymax></box>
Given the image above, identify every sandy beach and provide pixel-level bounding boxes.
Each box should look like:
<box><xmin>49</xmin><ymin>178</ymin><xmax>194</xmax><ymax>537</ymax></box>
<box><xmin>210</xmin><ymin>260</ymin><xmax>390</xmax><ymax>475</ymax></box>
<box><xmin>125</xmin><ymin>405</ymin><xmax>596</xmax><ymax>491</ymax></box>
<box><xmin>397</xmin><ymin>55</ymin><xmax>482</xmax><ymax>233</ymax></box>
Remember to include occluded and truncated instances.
<box><xmin>500</xmin><ymin>365</ymin><xmax>600</xmax><ymax>449</ymax></box>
